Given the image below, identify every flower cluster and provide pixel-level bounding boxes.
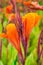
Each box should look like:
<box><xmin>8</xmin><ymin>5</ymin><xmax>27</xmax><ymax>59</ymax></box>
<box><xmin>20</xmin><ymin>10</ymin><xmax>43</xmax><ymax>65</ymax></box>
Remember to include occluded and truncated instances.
<box><xmin>0</xmin><ymin>12</ymin><xmax>41</xmax><ymax>53</ymax></box>
<box><xmin>0</xmin><ymin>0</ymin><xmax>42</xmax><ymax>65</ymax></box>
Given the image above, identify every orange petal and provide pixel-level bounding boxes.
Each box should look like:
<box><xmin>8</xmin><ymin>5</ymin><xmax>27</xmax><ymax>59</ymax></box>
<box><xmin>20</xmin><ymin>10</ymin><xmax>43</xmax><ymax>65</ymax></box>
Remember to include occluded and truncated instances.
<box><xmin>0</xmin><ymin>33</ymin><xmax>8</xmax><ymax>38</ymax></box>
<box><xmin>6</xmin><ymin>23</ymin><xmax>20</xmax><ymax>52</ymax></box>
<box><xmin>34</xmin><ymin>13</ymin><xmax>41</xmax><ymax>26</ymax></box>
<box><xmin>6</xmin><ymin>5</ymin><xmax>13</xmax><ymax>13</ymax></box>
<box><xmin>23</xmin><ymin>1</ymin><xmax>31</xmax><ymax>6</ymax></box>
<box><xmin>22</xmin><ymin>13</ymin><xmax>41</xmax><ymax>39</ymax></box>
<box><xmin>9</xmin><ymin>13</ymin><xmax>15</xmax><ymax>21</ymax></box>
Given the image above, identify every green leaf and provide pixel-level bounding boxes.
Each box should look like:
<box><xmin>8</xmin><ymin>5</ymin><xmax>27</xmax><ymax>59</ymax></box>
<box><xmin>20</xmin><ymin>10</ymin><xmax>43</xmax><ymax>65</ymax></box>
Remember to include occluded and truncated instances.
<box><xmin>7</xmin><ymin>43</ymin><xmax>18</xmax><ymax>65</ymax></box>
<box><xmin>0</xmin><ymin>61</ymin><xmax>3</xmax><ymax>65</ymax></box>
<box><xmin>2</xmin><ymin>45</ymin><xmax>7</xmax><ymax>65</ymax></box>
<box><xmin>25</xmin><ymin>49</ymin><xmax>37</xmax><ymax>65</ymax></box>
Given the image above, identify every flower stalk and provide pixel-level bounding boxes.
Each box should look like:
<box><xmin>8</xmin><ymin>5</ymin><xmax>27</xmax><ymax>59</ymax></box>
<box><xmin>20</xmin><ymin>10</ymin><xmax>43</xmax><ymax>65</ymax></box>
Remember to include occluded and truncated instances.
<box><xmin>38</xmin><ymin>17</ymin><xmax>43</xmax><ymax>65</ymax></box>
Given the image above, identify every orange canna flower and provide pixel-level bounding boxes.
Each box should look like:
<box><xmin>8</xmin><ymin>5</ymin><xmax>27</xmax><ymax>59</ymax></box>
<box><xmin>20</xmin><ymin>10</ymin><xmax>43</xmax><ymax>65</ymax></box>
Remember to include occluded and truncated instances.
<box><xmin>0</xmin><ymin>13</ymin><xmax>41</xmax><ymax>52</ymax></box>
<box><xmin>5</xmin><ymin>13</ymin><xmax>15</xmax><ymax>21</ymax></box>
<box><xmin>23</xmin><ymin>1</ymin><xmax>31</xmax><ymax>6</ymax></box>
<box><xmin>0</xmin><ymin>33</ymin><xmax>8</xmax><ymax>38</ymax></box>
<box><xmin>10</xmin><ymin>13</ymin><xmax>15</xmax><ymax>19</ymax></box>
<box><xmin>8</xmin><ymin>13</ymin><xmax>15</xmax><ymax>21</ymax></box>
<box><xmin>5</xmin><ymin>13</ymin><xmax>41</xmax><ymax>40</ymax></box>
<box><xmin>6</xmin><ymin>5</ymin><xmax>13</xmax><ymax>13</ymax></box>
<box><xmin>22</xmin><ymin>13</ymin><xmax>41</xmax><ymax>39</ymax></box>
<box><xmin>34</xmin><ymin>13</ymin><xmax>41</xmax><ymax>26</ymax></box>
<box><xmin>0</xmin><ymin>23</ymin><xmax>21</xmax><ymax>53</ymax></box>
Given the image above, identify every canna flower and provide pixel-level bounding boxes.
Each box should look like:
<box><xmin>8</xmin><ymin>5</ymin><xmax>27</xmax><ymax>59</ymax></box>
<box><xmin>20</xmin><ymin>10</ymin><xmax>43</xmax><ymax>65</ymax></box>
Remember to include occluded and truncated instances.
<box><xmin>8</xmin><ymin>13</ymin><xmax>15</xmax><ymax>21</ymax></box>
<box><xmin>0</xmin><ymin>13</ymin><xmax>41</xmax><ymax>52</ymax></box>
<box><xmin>0</xmin><ymin>23</ymin><xmax>21</xmax><ymax>53</ymax></box>
<box><xmin>5</xmin><ymin>13</ymin><xmax>41</xmax><ymax>40</ymax></box>
<box><xmin>23</xmin><ymin>1</ymin><xmax>37</xmax><ymax>6</ymax></box>
<box><xmin>8</xmin><ymin>12</ymin><xmax>41</xmax><ymax>42</ymax></box>
<box><xmin>22</xmin><ymin>13</ymin><xmax>41</xmax><ymax>40</ymax></box>
<box><xmin>23</xmin><ymin>1</ymin><xmax>43</xmax><ymax>10</ymax></box>
<box><xmin>9</xmin><ymin>13</ymin><xmax>15</xmax><ymax>19</ymax></box>
<box><xmin>5</xmin><ymin>13</ymin><xmax>15</xmax><ymax>21</ymax></box>
<box><xmin>6</xmin><ymin>5</ymin><xmax>13</xmax><ymax>13</ymax></box>
<box><xmin>23</xmin><ymin>1</ymin><xmax>31</xmax><ymax>6</ymax></box>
